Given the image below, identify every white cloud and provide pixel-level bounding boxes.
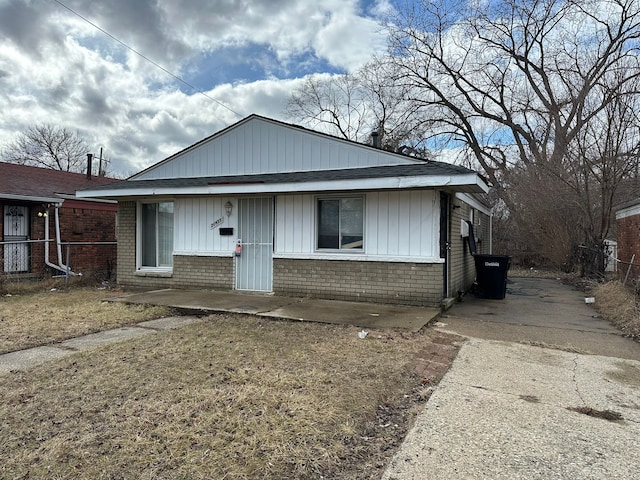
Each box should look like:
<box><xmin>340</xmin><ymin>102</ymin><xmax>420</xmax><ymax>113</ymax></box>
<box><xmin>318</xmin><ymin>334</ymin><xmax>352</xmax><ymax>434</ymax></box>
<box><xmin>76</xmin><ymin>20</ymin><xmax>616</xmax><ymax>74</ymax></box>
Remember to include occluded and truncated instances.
<box><xmin>0</xmin><ymin>0</ymin><xmax>396</xmax><ymax>176</ymax></box>
<box><xmin>313</xmin><ymin>12</ymin><xmax>388</xmax><ymax>70</ymax></box>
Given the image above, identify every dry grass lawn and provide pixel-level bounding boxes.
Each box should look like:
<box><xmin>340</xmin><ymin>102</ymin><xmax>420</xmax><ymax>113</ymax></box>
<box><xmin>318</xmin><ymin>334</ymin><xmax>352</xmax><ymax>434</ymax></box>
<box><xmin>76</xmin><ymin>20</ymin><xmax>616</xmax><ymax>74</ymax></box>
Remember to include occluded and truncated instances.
<box><xmin>0</xmin><ymin>287</ymin><xmax>170</xmax><ymax>354</ymax></box>
<box><xmin>594</xmin><ymin>281</ymin><xmax>640</xmax><ymax>339</ymax></box>
<box><xmin>0</xmin><ymin>313</ymin><xmax>448</xmax><ymax>479</ymax></box>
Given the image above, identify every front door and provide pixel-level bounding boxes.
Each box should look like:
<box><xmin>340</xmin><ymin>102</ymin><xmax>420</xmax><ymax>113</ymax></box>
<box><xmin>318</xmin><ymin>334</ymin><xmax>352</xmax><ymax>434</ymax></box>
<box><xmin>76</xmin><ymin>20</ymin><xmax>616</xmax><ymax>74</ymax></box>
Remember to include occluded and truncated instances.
<box><xmin>3</xmin><ymin>205</ymin><xmax>30</xmax><ymax>273</ymax></box>
<box><xmin>235</xmin><ymin>197</ymin><xmax>273</xmax><ymax>292</ymax></box>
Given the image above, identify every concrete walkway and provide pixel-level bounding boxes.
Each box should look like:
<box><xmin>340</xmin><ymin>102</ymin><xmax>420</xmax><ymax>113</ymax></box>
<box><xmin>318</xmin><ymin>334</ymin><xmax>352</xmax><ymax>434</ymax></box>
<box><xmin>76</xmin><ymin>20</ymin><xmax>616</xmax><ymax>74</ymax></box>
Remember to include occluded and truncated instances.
<box><xmin>383</xmin><ymin>277</ymin><xmax>640</xmax><ymax>480</ymax></box>
<box><xmin>0</xmin><ymin>316</ymin><xmax>203</xmax><ymax>373</ymax></box>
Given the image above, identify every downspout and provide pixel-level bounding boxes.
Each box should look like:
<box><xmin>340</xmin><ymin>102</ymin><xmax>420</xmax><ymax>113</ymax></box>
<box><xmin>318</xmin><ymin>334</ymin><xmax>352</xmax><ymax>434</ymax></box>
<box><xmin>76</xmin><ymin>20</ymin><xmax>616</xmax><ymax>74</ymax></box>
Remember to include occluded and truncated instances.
<box><xmin>54</xmin><ymin>205</ymin><xmax>65</xmax><ymax>270</ymax></box>
<box><xmin>43</xmin><ymin>205</ymin><xmax>78</xmax><ymax>276</ymax></box>
<box><xmin>489</xmin><ymin>209</ymin><xmax>493</xmax><ymax>254</ymax></box>
<box><xmin>43</xmin><ymin>208</ymin><xmax>67</xmax><ymax>274</ymax></box>
<box><xmin>54</xmin><ymin>204</ymin><xmax>79</xmax><ymax>275</ymax></box>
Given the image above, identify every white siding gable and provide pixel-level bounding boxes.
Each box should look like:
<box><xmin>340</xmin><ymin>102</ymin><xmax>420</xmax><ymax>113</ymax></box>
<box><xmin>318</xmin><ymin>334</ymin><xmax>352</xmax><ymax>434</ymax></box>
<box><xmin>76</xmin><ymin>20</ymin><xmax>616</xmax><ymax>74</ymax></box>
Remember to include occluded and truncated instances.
<box><xmin>133</xmin><ymin>116</ymin><xmax>419</xmax><ymax>181</ymax></box>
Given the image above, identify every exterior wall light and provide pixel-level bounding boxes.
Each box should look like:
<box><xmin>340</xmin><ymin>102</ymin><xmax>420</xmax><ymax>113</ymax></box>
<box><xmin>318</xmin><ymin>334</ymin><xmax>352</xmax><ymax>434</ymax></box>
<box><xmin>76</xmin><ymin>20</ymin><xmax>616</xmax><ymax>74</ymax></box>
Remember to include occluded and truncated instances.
<box><xmin>224</xmin><ymin>201</ymin><xmax>233</xmax><ymax>217</ymax></box>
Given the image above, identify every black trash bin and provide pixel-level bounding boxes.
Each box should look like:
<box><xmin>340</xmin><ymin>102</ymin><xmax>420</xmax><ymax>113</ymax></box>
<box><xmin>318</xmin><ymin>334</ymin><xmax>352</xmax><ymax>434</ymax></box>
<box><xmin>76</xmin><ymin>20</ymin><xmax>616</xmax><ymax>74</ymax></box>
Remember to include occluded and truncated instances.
<box><xmin>474</xmin><ymin>254</ymin><xmax>511</xmax><ymax>299</ymax></box>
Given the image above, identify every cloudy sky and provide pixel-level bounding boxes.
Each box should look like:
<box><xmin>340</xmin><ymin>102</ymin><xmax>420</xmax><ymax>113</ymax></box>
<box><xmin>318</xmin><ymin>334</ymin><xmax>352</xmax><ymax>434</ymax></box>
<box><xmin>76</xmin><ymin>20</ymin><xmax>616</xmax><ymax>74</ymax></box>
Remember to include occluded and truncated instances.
<box><xmin>0</xmin><ymin>0</ymin><xmax>401</xmax><ymax>176</ymax></box>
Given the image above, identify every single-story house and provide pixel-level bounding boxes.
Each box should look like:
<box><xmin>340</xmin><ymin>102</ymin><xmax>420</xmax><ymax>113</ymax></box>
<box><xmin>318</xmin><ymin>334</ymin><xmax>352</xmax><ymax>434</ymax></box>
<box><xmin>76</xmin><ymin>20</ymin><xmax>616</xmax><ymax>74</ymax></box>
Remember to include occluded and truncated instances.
<box><xmin>0</xmin><ymin>162</ymin><xmax>118</xmax><ymax>279</ymax></box>
<box><xmin>77</xmin><ymin>115</ymin><xmax>492</xmax><ymax>307</ymax></box>
<box><xmin>615</xmin><ymin>198</ymin><xmax>640</xmax><ymax>281</ymax></box>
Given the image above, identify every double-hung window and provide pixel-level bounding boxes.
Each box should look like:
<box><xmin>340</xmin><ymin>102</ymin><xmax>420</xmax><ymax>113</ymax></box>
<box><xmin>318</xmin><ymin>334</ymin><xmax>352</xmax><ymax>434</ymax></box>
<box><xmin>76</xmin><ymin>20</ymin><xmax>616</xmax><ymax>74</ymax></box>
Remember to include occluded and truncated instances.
<box><xmin>317</xmin><ymin>197</ymin><xmax>364</xmax><ymax>250</ymax></box>
<box><xmin>139</xmin><ymin>201</ymin><xmax>174</xmax><ymax>269</ymax></box>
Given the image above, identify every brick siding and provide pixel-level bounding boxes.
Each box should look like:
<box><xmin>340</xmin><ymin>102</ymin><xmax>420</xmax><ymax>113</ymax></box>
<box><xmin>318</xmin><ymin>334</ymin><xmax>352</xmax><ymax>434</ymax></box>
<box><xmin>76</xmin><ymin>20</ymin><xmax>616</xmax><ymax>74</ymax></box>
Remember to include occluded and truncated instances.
<box><xmin>617</xmin><ymin>213</ymin><xmax>640</xmax><ymax>280</ymax></box>
<box><xmin>172</xmin><ymin>256</ymin><xmax>234</xmax><ymax>289</ymax></box>
<box><xmin>273</xmin><ymin>258</ymin><xmax>443</xmax><ymax>306</ymax></box>
<box><xmin>448</xmin><ymin>203</ymin><xmax>491</xmax><ymax>298</ymax></box>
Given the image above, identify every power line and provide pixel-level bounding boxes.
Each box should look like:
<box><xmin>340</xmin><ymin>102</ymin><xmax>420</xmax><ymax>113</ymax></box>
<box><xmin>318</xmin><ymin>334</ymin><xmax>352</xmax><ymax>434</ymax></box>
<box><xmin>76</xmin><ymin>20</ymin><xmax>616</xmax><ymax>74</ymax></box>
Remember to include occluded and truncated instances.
<box><xmin>52</xmin><ymin>0</ymin><xmax>243</xmax><ymax>118</ymax></box>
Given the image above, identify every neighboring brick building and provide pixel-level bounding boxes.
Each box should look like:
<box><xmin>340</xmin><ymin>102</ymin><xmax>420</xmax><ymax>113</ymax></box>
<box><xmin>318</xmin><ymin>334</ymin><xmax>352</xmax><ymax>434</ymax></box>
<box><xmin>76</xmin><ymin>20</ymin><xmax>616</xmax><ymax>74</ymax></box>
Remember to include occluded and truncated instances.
<box><xmin>79</xmin><ymin>115</ymin><xmax>492</xmax><ymax>308</ymax></box>
<box><xmin>0</xmin><ymin>162</ymin><xmax>118</xmax><ymax>279</ymax></box>
<box><xmin>616</xmin><ymin>199</ymin><xmax>640</xmax><ymax>281</ymax></box>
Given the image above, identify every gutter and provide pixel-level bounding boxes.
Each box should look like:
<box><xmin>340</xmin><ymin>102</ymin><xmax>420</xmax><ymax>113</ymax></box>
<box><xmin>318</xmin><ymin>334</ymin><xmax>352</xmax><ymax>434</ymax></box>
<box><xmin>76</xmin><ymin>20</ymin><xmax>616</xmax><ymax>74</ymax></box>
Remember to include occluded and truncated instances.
<box><xmin>0</xmin><ymin>193</ymin><xmax>61</xmax><ymax>204</ymax></box>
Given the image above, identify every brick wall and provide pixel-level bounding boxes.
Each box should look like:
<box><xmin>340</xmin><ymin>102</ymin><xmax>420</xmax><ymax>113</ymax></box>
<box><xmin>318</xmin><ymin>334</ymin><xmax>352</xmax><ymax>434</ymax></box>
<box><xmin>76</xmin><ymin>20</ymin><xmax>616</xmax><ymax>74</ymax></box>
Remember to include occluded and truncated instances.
<box><xmin>448</xmin><ymin>203</ymin><xmax>492</xmax><ymax>298</ymax></box>
<box><xmin>117</xmin><ymin>201</ymin><xmax>136</xmax><ymax>285</ymax></box>
<box><xmin>273</xmin><ymin>258</ymin><xmax>444</xmax><ymax>306</ymax></box>
<box><xmin>57</xmin><ymin>206</ymin><xmax>116</xmax><ymax>278</ymax></box>
<box><xmin>172</xmin><ymin>256</ymin><xmax>234</xmax><ymax>289</ymax></box>
<box><xmin>1</xmin><ymin>201</ymin><xmax>116</xmax><ymax>278</ymax></box>
<box><xmin>617</xmin><ymin>213</ymin><xmax>640</xmax><ymax>280</ymax></box>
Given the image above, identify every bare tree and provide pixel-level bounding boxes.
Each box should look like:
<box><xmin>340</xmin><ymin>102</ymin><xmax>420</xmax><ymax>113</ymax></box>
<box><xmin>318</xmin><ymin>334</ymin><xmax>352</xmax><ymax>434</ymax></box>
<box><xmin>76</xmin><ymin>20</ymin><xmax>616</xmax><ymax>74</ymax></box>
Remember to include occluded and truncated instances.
<box><xmin>388</xmin><ymin>0</ymin><xmax>640</xmax><ymax>275</ymax></box>
<box><xmin>2</xmin><ymin>124</ymin><xmax>89</xmax><ymax>172</ymax></box>
<box><xmin>286</xmin><ymin>59</ymin><xmax>432</xmax><ymax>157</ymax></box>
<box><xmin>286</xmin><ymin>74</ymin><xmax>369</xmax><ymax>141</ymax></box>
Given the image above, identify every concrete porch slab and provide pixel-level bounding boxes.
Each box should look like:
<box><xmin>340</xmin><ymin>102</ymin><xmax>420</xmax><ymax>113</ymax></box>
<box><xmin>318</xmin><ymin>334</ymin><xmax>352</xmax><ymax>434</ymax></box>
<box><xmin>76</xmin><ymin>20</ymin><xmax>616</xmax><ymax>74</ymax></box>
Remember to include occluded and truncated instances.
<box><xmin>113</xmin><ymin>289</ymin><xmax>440</xmax><ymax>332</ymax></box>
<box><xmin>260</xmin><ymin>298</ymin><xmax>439</xmax><ymax>332</ymax></box>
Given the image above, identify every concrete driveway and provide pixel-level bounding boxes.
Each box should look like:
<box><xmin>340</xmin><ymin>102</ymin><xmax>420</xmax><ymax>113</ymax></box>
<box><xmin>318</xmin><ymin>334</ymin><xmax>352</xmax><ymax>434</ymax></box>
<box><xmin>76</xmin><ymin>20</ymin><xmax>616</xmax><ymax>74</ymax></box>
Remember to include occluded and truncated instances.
<box><xmin>383</xmin><ymin>277</ymin><xmax>640</xmax><ymax>480</ymax></box>
<box><xmin>440</xmin><ymin>277</ymin><xmax>640</xmax><ymax>361</ymax></box>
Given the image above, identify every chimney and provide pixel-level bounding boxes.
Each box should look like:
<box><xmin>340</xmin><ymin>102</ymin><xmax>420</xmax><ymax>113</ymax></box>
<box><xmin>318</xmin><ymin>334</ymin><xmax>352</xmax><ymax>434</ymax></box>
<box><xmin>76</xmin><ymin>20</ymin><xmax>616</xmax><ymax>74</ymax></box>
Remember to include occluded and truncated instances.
<box><xmin>86</xmin><ymin>153</ymin><xmax>93</xmax><ymax>180</ymax></box>
<box><xmin>371</xmin><ymin>131</ymin><xmax>379</xmax><ymax>148</ymax></box>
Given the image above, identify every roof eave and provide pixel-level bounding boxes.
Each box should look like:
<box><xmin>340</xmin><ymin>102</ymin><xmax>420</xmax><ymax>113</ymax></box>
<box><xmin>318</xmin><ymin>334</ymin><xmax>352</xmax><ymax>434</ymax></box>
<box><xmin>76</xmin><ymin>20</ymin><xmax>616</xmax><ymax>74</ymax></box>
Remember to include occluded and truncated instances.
<box><xmin>0</xmin><ymin>193</ymin><xmax>63</xmax><ymax>204</ymax></box>
<box><xmin>77</xmin><ymin>173</ymin><xmax>489</xmax><ymax>199</ymax></box>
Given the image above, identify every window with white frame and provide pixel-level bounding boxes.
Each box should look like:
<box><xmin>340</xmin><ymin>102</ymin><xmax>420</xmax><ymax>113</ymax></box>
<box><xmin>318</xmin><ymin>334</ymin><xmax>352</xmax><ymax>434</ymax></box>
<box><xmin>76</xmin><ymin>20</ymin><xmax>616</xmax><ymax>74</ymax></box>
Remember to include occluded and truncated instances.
<box><xmin>139</xmin><ymin>201</ymin><xmax>174</xmax><ymax>268</ymax></box>
<box><xmin>317</xmin><ymin>197</ymin><xmax>364</xmax><ymax>250</ymax></box>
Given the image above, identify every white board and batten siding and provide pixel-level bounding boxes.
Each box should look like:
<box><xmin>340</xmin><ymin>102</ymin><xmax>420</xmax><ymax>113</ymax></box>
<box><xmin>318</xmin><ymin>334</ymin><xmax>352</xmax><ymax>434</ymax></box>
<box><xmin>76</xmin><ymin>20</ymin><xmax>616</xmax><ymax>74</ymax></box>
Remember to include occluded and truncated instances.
<box><xmin>174</xmin><ymin>198</ymin><xmax>236</xmax><ymax>255</ymax></box>
<box><xmin>132</xmin><ymin>116</ymin><xmax>418</xmax><ymax>181</ymax></box>
<box><xmin>173</xmin><ymin>191</ymin><xmax>441</xmax><ymax>262</ymax></box>
<box><xmin>274</xmin><ymin>190</ymin><xmax>441</xmax><ymax>262</ymax></box>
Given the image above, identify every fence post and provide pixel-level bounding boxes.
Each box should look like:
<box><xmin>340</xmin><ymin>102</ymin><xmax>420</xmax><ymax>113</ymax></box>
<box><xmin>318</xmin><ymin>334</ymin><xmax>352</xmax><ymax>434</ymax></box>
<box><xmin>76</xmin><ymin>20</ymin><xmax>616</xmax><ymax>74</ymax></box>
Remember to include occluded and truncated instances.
<box><xmin>65</xmin><ymin>244</ymin><xmax>71</xmax><ymax>285</ymax></box>
<box><xmin>623</xmin><ymin>254</ymin><xmax>635</xmax><ymax>287</ymax></box>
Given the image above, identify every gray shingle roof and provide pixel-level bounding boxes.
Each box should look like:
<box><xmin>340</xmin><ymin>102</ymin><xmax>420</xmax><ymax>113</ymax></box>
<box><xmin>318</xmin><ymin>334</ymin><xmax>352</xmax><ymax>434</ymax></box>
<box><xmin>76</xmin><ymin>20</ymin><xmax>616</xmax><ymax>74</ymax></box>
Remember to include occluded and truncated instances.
<box><xmin>82</xmin><ymin>162</ymin><xmax>476</xmax><ymax>192</ymax></box>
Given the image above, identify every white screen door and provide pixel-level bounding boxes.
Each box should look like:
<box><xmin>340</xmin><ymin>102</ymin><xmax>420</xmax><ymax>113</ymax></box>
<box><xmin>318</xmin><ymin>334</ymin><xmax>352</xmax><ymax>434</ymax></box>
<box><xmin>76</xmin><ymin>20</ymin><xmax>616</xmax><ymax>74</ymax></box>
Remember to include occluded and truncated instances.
<box><xmin>235</xmin><ymin>197</ymin><xmax>273</xmax><ymax>291</ymax></box>
<box><xmin>4</xmin><ymin>205</ymin><xmax>30</xmax><ymax>273</ymax></box>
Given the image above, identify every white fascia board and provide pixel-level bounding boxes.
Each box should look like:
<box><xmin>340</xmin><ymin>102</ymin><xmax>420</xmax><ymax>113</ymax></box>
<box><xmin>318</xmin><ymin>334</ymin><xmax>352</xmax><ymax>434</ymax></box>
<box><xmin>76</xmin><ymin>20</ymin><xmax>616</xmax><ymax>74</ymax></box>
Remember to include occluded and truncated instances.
<box><xmin>0</xmin><ymin>193</ymin><xmax>62</xmax><ymax>204</ymax></box>
<box><xmin>77</xmin><ymin>173</ymin><xmax>489</xmax><ymax>198</ymax></box>
<box><xmin>454</xmin><ymin>192</ymin><xmax>491</xmax><ymax>215</ymax></box>
<box><xmin>616</xmin><ymin>203</ymin><xmax>640</xmax><ymax>220</ymax></box>
<box><xmin>57</xmin><ymin>193</ymin><xmax>117</xmax><ymax>204</ymax></box>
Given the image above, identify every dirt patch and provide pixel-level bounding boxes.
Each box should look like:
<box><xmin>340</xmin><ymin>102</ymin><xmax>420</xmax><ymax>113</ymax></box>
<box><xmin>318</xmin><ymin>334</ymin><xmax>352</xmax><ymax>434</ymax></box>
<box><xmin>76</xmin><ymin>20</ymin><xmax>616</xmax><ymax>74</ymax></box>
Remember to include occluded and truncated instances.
<box><xmin>520</xmin><ymin>395</ymin><xmax>540</xmax><ymax>403</ymax></box>
<box><xmin>321</xmin><ymin>329</ymin><xmax>464</xmax><ymax>479</ymax></box>
<box><xmin>568</xmin><ymin>406</ymin><xmax>624</xmax><ymax>422</ymax></box>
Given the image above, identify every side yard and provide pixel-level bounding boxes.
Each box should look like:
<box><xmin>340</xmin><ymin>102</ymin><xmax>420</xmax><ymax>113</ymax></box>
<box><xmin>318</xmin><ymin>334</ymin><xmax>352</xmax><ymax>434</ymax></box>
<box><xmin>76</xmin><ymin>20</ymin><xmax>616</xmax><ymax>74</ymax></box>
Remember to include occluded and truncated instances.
<box><xmin>594</xmin><ymin>280</ymin><xmax>640</xmax><ymax>339</ymax></box>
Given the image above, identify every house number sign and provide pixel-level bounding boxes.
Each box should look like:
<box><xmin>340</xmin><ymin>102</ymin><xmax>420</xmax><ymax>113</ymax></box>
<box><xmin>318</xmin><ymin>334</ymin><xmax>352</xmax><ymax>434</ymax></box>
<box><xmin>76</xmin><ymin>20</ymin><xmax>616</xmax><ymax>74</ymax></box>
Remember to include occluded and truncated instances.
<box><xmin>210</xmin><ymin>217</ymin><xmax>224</xmax><ymax>229</ymax></box>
